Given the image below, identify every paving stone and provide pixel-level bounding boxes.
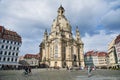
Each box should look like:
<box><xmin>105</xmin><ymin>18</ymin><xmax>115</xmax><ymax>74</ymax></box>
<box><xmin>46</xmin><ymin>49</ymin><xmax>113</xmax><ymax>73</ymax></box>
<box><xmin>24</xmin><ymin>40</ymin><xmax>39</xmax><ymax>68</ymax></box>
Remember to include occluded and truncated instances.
<box><xmin>0</xmin><ymin>69</ymin><xmax>120</xmax><ymax>80</ymax></box>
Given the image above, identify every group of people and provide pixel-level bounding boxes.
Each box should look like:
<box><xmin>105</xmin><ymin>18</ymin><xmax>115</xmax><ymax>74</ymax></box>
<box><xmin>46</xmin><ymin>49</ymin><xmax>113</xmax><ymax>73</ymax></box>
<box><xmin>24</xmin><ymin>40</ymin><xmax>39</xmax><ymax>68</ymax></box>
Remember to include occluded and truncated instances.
<box><xmin>23</xmin><ymin>65</ymin><xmax>93</xmax><ymax>77</ymax></box>
<box><xmin>24</xmin><ymin>66</ymin><xmax>32</xmax><ymax>75</ymax></box>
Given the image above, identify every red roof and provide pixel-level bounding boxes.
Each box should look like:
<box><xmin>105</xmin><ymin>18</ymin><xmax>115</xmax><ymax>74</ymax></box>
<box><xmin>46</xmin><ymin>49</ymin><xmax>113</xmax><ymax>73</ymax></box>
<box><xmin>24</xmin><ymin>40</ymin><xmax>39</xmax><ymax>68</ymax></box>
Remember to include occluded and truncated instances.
<box><xmin>85</xmin><ymin>51</ymin><xmax>107</xmax><ymax>57</ymax></box>
<box><xmin>24</xmin><ymin>54</ymin><xmax>40</xmax><ymax>59</ymax></box>
<box><xmin>0</xmin><ymin>26</ymin><xmax>21</xmax><ymax>43</ymax></box>
<box><xmin>85</xmin><ymin>51</ymin><xmax>97</xmax><ymax>56</ymax></box>
<box><xmin>115</xmin><ymin>34</ymin><xmax>120</xmax><ymax>44</ymax></box>
<box><xmin>97</xmin><ymin>52</ymin><xmax>107</xmax><ymax>57</ymax></box>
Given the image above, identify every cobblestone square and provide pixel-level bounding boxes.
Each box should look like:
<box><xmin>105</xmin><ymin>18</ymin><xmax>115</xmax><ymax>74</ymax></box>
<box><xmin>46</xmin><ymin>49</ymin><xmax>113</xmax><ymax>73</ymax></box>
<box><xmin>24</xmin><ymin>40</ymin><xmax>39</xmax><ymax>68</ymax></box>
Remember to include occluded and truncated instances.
<box><xmin>0</xmin><ymin>69</ymin><xmax>120</xmax><ymax>80</ymax></box>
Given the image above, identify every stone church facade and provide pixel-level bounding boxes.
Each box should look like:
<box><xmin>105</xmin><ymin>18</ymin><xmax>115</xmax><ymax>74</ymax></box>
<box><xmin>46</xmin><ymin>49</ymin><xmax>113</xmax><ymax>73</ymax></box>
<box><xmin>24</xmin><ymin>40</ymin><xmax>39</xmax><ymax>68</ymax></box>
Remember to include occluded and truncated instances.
<box><xmin>39</xmin><ymin>5</ymin><xmax>85</xmax><ymax>68</ymax></box>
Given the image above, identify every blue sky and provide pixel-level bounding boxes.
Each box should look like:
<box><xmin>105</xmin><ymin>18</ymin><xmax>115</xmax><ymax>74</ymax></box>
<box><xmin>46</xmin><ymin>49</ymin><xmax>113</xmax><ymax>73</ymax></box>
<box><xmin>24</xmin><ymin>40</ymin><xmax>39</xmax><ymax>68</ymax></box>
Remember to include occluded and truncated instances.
<box><xmin>0</xmin><ymin>0</ymin><xmax>120</xmax><ymax>56</ymax></box>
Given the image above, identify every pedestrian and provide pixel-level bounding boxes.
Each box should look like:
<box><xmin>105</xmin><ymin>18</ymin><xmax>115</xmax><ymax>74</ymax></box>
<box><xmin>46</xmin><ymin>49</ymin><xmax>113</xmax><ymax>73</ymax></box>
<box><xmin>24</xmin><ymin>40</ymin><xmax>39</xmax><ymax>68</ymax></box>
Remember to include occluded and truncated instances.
<box><xmin>24</xmin><ymin>66</ymin><xmax>28</xmax><ymax>75</ymax></box>
<box><xmin>28</xmin><ymin>66</ymin><xmax>32</xmax><ymax>75</ymax></box>
<box><xmin>66</xmin><ymin>65</ymin><xmax>69</xmax><ymax>70</ymax></box>
<box><xmin>87</xmin><ymin>66</ymin><xmax>92</xmax><ymax>77</ymax></box>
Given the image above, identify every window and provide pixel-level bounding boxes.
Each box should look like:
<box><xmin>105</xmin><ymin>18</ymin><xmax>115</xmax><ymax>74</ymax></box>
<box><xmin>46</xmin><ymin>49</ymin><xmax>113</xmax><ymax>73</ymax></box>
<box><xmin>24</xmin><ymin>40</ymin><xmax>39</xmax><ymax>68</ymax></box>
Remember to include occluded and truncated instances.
<box><xmin>0</xmin><ymin>51</ymin><xmax>3</xmax><ymax>55</ymax></box>
<box><xmin>7</xmin><ymin>40</ymin><xmax>9</xmax><ymax>43</ymax></box>
<box><xmin>54</xmin><ymin>45</ymin><xmax>58</xmax><ymax>58</ymax></box>
<box><xmin>1</xmin><ymin>45</ymin><xmax>4</xmax><ymax>49</ymax></box>
<box><xmin>3</xmin><ymin>57</ymin><xmax>6</xmax><ymax>61</ymax></box>
<box><xmin>3</xmin><ymin>40</ymin><xmax>5</xmax><ymax>43</ymax></box>
<box><xmin>15</xmin><ymin>58</ymin><xmax>17</xmax><ymax>62</ymax></box>
<box><xmin>11</xmin><ymin>58</ymin><xmax>13</xmax><ymax>61</ymax></box>
<box><xmin>4</xmin><ymin>51</ymin><xmax>7</xmax><ymax>55</ymax></box>
<box><xmin>55</xmin><ymin>45</ymin><xmax>58</xmax><ymax>54</ymax></box>
<box><xmin>8</xmin><ymin>52</ymin><xmax>11</xmax><ymax>55</ymax></box>
<box><xmin>6</xmin><ymin>46</ymin><xmax>8</xmax><ymax>49</ymax></box>
<box><xmin>9</xmin><ymin>46</ymin><xmax>12</xmax><ymax>50</ymax></box>
<box><xmin>13</xmin><ymin>47</ymin><xmax>15</xmax><ymax>50</ymax></box>
<box><xmin>17</xmin><ymin>47</ymin><xmax>19</xmax><ymax>50</ymax></box>
<box><xmin>11</xmin><ymin>41</ymin><xmax>13</xmax><ymax>44</ymax></box>
<box><xmin>59</xmin><ymin>17</ymin><xmax>61</xmax><ymax>20</ymax></box>
<box><xmin>7</xmin><ymin>58</ymin><xmax>10</xmax><ymax>61</ymax></box>
<box><xmin>16</xmin><ymin>53</ymin><xmax>18</xmax><ymax>56</ymax></box>
<box><xmin>12</xmin><ymin>52</ymin><xmax>14</xmax><ymax>56</ymax></box>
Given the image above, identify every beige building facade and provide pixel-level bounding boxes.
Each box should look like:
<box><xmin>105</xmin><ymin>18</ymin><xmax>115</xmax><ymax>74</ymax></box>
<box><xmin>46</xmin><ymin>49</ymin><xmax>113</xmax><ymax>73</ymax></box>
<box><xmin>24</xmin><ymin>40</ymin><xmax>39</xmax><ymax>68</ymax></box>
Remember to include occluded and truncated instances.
<box><xmin>39</xmin><ymin>5</ymin><xmax>85</xmax><ymax>68</ymax></box>
<box><xmin>108</xmin><ymin>34</ymin><xmax>120</xmax><ymax>69</ymax></box>
<box><xmin>85</xmin><ymin>51</ymin><xmax>108</xmax><ymax>68</ymax></box>
<box><xmin>108</xmin><ymin>39</ymin><xmax>117</xmax><ymax>67</ymax></box>
<box><xmin>23</xmin><ymin>54</ymin><xmax>40</xmax><ymax>67</ymax></box>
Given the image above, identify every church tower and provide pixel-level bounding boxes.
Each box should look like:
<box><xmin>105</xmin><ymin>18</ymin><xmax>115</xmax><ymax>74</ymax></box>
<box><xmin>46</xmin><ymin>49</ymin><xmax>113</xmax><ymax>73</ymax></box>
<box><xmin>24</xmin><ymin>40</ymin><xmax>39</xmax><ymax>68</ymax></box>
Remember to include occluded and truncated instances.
<box><xmin>40</xmin><ymin>5</ymin><xmax>85</xmax><ymax>68</ymax></box>
<box><xmin>44</xmin><ymin>29</ymin><xmax>48</xmax><ymax>41</ymax></box>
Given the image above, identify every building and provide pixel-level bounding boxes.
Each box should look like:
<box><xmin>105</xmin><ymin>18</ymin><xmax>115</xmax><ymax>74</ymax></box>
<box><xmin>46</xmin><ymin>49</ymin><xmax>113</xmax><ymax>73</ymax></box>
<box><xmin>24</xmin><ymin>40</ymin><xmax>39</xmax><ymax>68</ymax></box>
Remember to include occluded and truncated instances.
<box><xmin>108</xmin><ymin>34</ymin><xmax>120</xmax><ymax>69</ymax></box>
<box><xmin>115</xmin><ymin>34</ymin><xmax>120</xmax><ymax>68</ymax></box>
<box><xmin>24</xmin><ymin>54</ymin><xmax>40</xmax><ymax>68</ymax></box>
<box><xmin>84</xmin><ymin>51</ymin><xmax>98</xmax><ymax>67</ymax></box>
<box><xmin>97</xmin><ymin>52</ymin><xmax>108</xmax><ymax>67</ymax></box>
<box><xmin>108</xmin><ymin>38</ymin><xmax>118</xmax><ymax>68</ymax></box>
<box><xmin>39</xmin><ymin>5</ymin><xmax>85</xmax><ymax>68</ymax></box>
<box><xmin>84</xmin><ymin>51</ymin><xmax>108</xmax><ymax>68</ymax></box>
<box><xmin>0</xmin><ymin>26</ymin><xmax>22</xmax><ymax>69</ymax></box>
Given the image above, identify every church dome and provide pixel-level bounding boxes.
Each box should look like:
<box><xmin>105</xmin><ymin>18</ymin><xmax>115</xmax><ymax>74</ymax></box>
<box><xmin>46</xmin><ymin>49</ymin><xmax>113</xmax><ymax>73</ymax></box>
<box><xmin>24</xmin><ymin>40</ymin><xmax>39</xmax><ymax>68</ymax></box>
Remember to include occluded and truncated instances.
<box><xmin>51</xmin><ymin>5</ymin><xmax>71</xmax><ymax>33</ymax></box>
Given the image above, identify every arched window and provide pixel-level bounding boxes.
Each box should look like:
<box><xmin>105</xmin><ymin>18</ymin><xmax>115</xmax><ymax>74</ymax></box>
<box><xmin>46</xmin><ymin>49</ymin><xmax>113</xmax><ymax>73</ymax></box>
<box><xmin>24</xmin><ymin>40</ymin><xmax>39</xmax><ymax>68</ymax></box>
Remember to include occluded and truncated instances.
<box><xmin>54</xmin><ymin>45</ymin><xmax>58</xmax><ymax>58</ymax></box>
<box><xmin>55</xmin><ymin>45</ymin><xmax>58</xmax><ymax>54</ymax></box>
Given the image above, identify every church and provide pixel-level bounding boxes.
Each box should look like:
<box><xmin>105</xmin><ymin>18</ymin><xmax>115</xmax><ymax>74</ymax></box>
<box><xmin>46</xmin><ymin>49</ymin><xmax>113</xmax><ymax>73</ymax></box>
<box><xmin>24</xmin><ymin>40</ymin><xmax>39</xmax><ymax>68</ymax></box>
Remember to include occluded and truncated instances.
<box><xmin>39</xmin><ymin>5</ymin><xmax>85</xmax><ymax>68</ymax></box>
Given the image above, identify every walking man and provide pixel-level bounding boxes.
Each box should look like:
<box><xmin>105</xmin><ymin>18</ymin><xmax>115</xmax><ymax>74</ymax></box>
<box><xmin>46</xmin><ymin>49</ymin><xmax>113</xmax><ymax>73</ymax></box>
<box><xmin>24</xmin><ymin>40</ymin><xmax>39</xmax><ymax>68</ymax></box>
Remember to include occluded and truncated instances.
<box><xmin>87</xmin><ymin>66</ymin><xmax>92</xmax><ymax>77</ymax></box>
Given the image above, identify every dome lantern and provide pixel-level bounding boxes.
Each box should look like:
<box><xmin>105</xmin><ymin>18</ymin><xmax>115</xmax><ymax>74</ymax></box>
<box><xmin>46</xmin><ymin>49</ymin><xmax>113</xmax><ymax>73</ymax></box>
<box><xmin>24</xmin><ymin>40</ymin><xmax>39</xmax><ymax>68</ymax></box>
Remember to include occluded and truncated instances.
<box><xmin>57</xmin><ymin>5</ymin><xmax>65</xmax><ymax>16</ymax></box>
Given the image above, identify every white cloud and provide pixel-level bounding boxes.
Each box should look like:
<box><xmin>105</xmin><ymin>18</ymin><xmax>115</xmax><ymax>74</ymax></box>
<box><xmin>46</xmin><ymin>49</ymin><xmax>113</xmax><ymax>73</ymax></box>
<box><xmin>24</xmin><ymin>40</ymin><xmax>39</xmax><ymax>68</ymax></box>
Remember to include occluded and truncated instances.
<box><xmin>82</xmin><ymin>30</ymin><xmax>118</xmax><ymax>52</ymax></box>
<box><xmin>0</xmin><ymin>0</ymin><xmax>119</xmax><ymax>55</ymax></box>
<box><xmin>109</xmin><ymin>0</ymin><xmax>120</xmax><ymax>9</ymax></box>
<box><xmin>101</xmin><ymin>9</ymin><xmax>120</xmax><ymax>31</ymax></box>
<box><xmin>19</xmin><ymin>38</ymin><xmax>42</xmax><ymax>56</ymax></box>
